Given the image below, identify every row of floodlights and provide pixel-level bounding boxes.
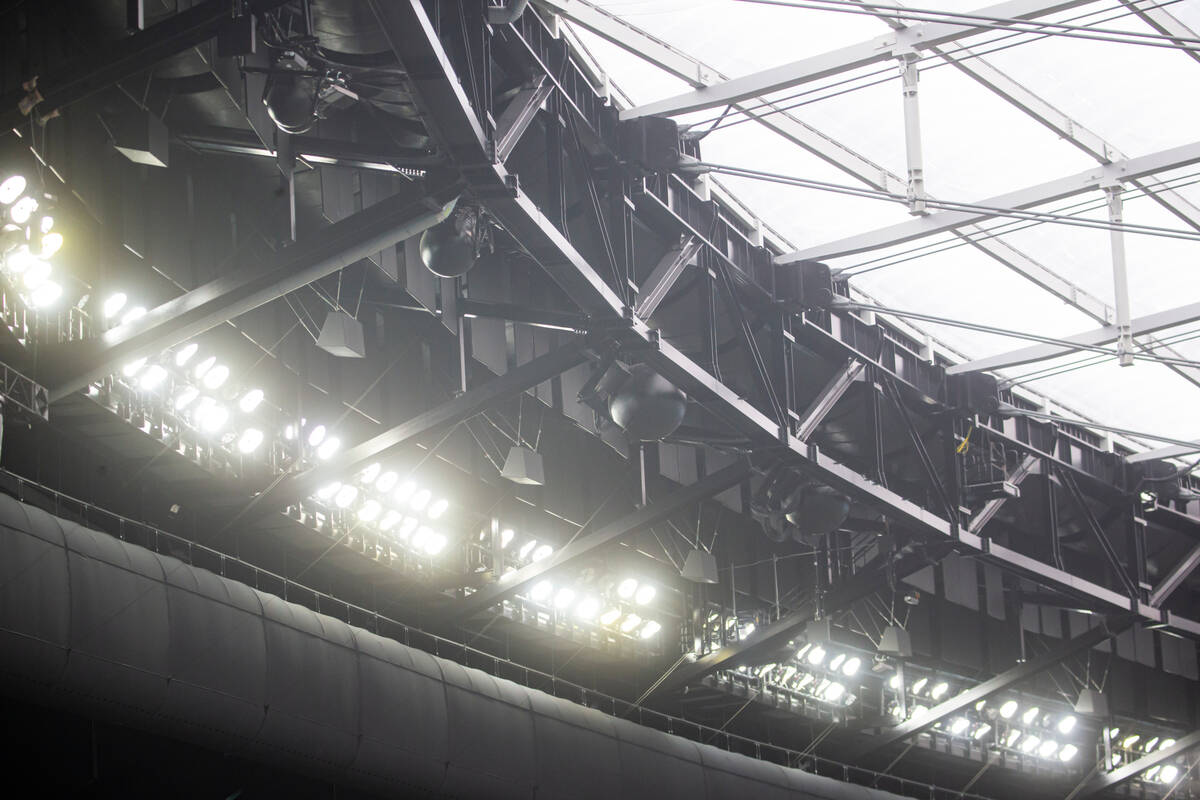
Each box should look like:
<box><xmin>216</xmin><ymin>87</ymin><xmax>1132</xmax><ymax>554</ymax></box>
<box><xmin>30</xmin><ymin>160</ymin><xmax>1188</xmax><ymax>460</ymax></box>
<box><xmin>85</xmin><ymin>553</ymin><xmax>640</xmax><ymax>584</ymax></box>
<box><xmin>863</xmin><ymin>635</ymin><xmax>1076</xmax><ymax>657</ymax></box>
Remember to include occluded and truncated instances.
<box><xmin>521</xmin><ymin>578</ymin><xmax>662</xmax><ymax>640</ymax></box>
<box><xmin>1</xmin><ymin>174</ymin><xmax>66</xmax><ymax>308</ymax></box>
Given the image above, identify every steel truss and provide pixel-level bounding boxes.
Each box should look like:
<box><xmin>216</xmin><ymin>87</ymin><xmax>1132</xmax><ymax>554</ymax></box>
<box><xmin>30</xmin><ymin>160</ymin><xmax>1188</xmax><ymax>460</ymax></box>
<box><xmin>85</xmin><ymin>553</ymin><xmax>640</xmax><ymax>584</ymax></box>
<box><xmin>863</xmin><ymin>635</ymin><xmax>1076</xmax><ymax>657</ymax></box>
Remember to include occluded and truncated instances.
<box><xmin>533</xmin><ymin>0</ymin><xmax>1200</xmax><ymax>389</ymax></box>
<box><xmin>375</xmin><ymin>0</ymin><xmax>1200</xmax><ymax>654</ymax></box>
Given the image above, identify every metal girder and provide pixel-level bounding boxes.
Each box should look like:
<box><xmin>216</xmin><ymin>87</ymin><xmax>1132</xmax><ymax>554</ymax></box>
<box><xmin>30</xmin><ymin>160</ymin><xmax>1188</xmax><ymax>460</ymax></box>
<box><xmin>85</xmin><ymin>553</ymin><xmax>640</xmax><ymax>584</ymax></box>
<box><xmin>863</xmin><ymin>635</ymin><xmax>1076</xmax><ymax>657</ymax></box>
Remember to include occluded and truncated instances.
<box><xmin>1120</xmin><ymin>0</ymin><xmax>1200</xmax><ymax>68</ymax></box>
<box><xmin>390</xmin><ymin>0</ymin><xmax>1200</xmax><ymax>640</ymax></box>
<box><xmin>458</xmin><ymin>299</ymin><xmax>588</xmax><ymax>331</ymax></box>
<box><xmin>535</xmin><ymin>0</ymin><xmax>1117</xmax><ymax>328</ymax></box>
<box><xmin>176</xmin><ymin>126</ymin><xmax>440</xmax><ymax>172</ymax></box>
<box><xmin>1076</xmin><ymin>729</ymin><xmax>1200</xmax><ymax>797</ymax></box>
<box><xmin>1056</xmin><ymin>468</ymin><xmax>1139</xmax><ymax>599</ymax></box>
<box><xmin>448</xmin><ymin>459</ymin><xmax>753</xmax><ymax>620</ymax></box>
<box><xmin>235</xmin><ymin>337</ymin><xmax>593</xmax><ymax>524</ymax></box>
<box><xmin>780</xmin><ymin>140</ymin><xmax>1200</xmax><ymax>264</ymax></box>
<box><xmin>654</xmin><ymin>545</ymin><xmax>952</xmax><ymax>694</ymax></box>
<box><xmin>0</xmin><ymin>0</ymin><xmax>289</xmax><ymax>133</ymax></box>
<box><xmin>41</xmin><ymin>185</ymin><xmax>460</xmax><ymax>402</ymax></box>
<box><xmin>856</xmin><ymin>614</ymin><xmax>1136</xmax><ymax>757</ymax></box>
<box><xmin>946</xmin><ymin>300</ymin><xmax>1200</xmax><ymax>375</ymax></box>
<box><xmin>618</xmin><ymin>0</ymin><xmax>1095</xmax><ymax>120</ymax></box>
<box><xmin>494</xmin><ymin>77</ymin><xmax>554</xmax><ymax>162</ymax></box>
<box><xmin>796</xmin><ymin>359</ymin><xmax>865</xmax><ymax>441</ymax></box>
<box><xmin>1127</xmin><ymin>441</ymin><xmax>1200</xmax><ymax>464</ymax></box>
<box><xmin>633</xmin><ymin>235</ymin><xmax>702</xmax><ymax>320</ymax></box>
<box><xmin>967</xmin><ymin>454</ymin><xmax>1039</xmax><ymax>534</ymax></box>
<box><xmin>858</xmin><ymin>1</ymin><xmax>1200</xmax><ymax>272</ymax></box>
<box><xmin>1150</xmin><ymin>543</ymin><xmax>1200</xmax><ymax>607</ymax></box>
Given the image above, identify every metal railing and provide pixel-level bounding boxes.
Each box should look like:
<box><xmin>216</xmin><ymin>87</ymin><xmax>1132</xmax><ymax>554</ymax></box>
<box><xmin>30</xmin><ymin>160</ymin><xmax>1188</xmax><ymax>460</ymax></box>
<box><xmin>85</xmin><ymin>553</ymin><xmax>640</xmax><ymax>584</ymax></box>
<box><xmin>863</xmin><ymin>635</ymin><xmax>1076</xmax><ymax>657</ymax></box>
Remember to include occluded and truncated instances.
<box><xmin>0</xmin><ymin>467</ymin><xmax>995</xmax><ymax>800</ymax></box>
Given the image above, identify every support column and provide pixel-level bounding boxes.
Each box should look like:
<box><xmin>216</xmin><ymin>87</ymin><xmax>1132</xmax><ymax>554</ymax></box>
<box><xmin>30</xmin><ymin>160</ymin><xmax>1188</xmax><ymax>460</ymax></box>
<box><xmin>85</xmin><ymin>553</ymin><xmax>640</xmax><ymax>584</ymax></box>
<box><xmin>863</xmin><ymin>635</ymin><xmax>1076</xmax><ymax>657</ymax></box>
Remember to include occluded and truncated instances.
<box><xmin>1105</xmin><ymin>185</ymin><xmax>1135</xmax><ymax>366</ymax></box>
<box><xmin>899</xmin><ymin>54</ymin><xmax>927</xmax><ymax>215</ymax></box>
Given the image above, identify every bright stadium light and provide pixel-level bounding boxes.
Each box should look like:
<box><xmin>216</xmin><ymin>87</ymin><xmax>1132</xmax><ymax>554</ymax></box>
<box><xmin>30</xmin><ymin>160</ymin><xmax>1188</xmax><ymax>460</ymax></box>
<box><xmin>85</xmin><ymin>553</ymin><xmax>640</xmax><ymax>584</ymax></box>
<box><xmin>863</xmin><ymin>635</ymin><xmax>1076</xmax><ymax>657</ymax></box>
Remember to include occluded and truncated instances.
<box><xmin>530</xmin><ymin>580</ymin><xmax>553</xmax><ymax>603</ymax></box>
<box><xmin>950</xmin><ymin>718</ymin><xmax>970</xmax><ymax>735</ymax></box>
<box><xmin>307</xmin><ymin>424</ymin><xmax>326</xmax><ymax>447</ymax></box>
<box><xmin>599</xmin><ymin>607</ymin><xmax>622</xmax><ymax>625</ymax></box>
<box><xmin>196</xmin><ymin>399</ymin><xmax>228</xmax><ymax>432</ymax></box>
<box><xmin>842</xmin><ymin>657</ymin><xmax>862</xmax><ymax>677</ymax></box>
<box><xmin>1059</xmin><ymin>744</ymin><xmax>1078</xmax><ymax>762</ymax></box>
<box><xmin>409</xmin><ymin>488</ymin><xmax>431</xmax><ymax>511</ymax></box>
<box><xmin>122</xmin><ymin>357</ymin><xmax>148</xmax><ymax>377</ymax></box>
<box><xmin>930</xmin><ymin>681</ymin><xmax>949</xmax><ymax>700</ymax></box>
<box><xmin>103</xmin><ymin>292</ymin><xmax>128</xmax><ymax>318</ymax></box>
<box><xmin>1022</xmin><ymin>706</ymin><xmax>1041</xmax><ymax>725</ymax></box>
<box><xmin>22</xmin><ymin>259</ymin><xmax>50</xmax><ymax>289</ymax></box>
<box><xmin>1160</xmin><ymin>765</ymin><xmax>1179</xmax><ymax>784</ymax></box>
<box><xmin>193</xmin><ymin>355</ymin><xmax>216</xmax><ymax>380</ymax></box>
<box><xmin>575</xmin><ymin>596</ymin><xmax>601</xmax><ymax>620</ymax></box>
<box><xmin>999</xmin><ymin>700</ymin><xmax>1019</xmax><ymax>719</ymax></box>
<box><xmin>238</xmin><ymin>388</ymin><xmax>264</xmax><ymax>413</ymax></box>
<box><xmin>138</xmin><ymin>364</ymin><xmax>168</xmax><ymax>391</ymax></box>
<box><xmin>394</xmin><ymin>481</ymin><xmax>415</xmax><ymax>503</ymax></box>
<box><xmin>202</xmin><ymin>363</ymin><xmax>229</xmax><ymax>389</ymax></box>
<box><xmin>640</xmin><ymin>620</ymin><xmax>662</xmax><ymax>639</ymax></box>
<box><xmin>358</xmin><ymin>500</ymin><xmax>382</xmax><ymax>522</ymax></box>
<box><xmin>620</xmin><ymin>613</ymin><xmax>642</xmax><ymax>633</ymax></box>
<box><xmin>316</xmin><ymin>482</ymin><xmax>341</xmax><ymax>500</ymax></box>
<box><xmin>334</xmin><ymin>484</ymin><xmax>359</xmax><ymax>508</ymax></box>
<box><xmin>553</xmin><ymin>587</ymin><xmax>576</xmax><ymax>609</ymax></box>
<box><xmin>237</xmin><ymin>428</ymin><xmax>264</xmax><ymax>454</ymax></box>
<box><xmin>174</xmin><ymin>386</ymin><xmax>200</xmax><ymax>410</ymax></box>
<box><xmin>829</xmin><ymin>653</ymin><xmax>846</xmax><ymax>672</ymax></box>
<box><xmin>174</xmin><ymin>342</ymin><xmax>198</xmax><ymax>366</ymax></box>
<box><xmin>422</xmin><ymin>532</ymin><xmax>447</xmax><ymax>555</ymax></box>
<box><xmin>39</xmin><ymin>215</ymin><xmax>54</xmax><ymax>234</ymax></box>
<box><xmin>317</xmin><ymin>436</ymin><xmax>340</xmax><ymax>460</ymax></box>
<box><xmin>807</xmin><ymin>645</ymin><xmax>826</xmax><ymax>666</ymax></box>
<box><xmin>1057</xmin><ymin>715</ymin><xmax>1077</xmax><ymax>735</ymax></box>
<box><xmin>428</xmin><ymin>498</ymin><xmax>449</xmax><ymax>519</ymax></box>
<box><xmin>375</xmin><ymin>471</ymin><xmax>398</xmax><ymax>492</ymax></box>
<box><xmin>634</xmin><ymin>583</ymin><xmax>656</xmax><ymax>605</ymax></box>
<box><xmin>617</xmin><ymin>578</ymin><xmax>638</xmax><ymax>599</ymax></box>
<box><xmin>30</xmin><ymin>280</ymin><xmax>61</xmax><ymax>308</ymax></box>
<box><xmin>360</xmin><ymin>463</ymin><xmax>382</xmax><ymax>484</ymax></box>
<box><xmin>823</xmin><ymin>682</ymin><xmax>846</xmax><ymax>702</ymax></box>
<box><xmin>9</xmin><ymin>195</ymin><xmax>37</xmax><ymax>224</ymax></box>
<box><xmin>532</xmin><ymin>544</ymin><xmax>553</xmax><ymax>562</ymax></box>
<box><xmin>500</xmin><ymin>528</ymin><xmax>515</xmax><ymax>548</ymax></box>
<box><xmin>38</xmin><ymin>231</ymin><xmax>63</xmax><ymax>259</ymax></box>
<box><xmin>0</xmin><ymin>175</ymin><xmax>26</xmax><ymax>205</ymax></box>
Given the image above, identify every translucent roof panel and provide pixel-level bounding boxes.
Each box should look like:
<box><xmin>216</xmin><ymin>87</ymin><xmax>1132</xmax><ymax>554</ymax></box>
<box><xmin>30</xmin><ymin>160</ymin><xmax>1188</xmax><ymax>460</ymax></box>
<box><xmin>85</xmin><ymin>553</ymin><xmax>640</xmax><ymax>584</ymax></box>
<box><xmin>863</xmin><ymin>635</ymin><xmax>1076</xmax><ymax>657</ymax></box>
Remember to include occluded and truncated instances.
<box><xmin>570</xmin><ymin>0</ymin><xmax>1200</xmax><ymax>452</ymax></box>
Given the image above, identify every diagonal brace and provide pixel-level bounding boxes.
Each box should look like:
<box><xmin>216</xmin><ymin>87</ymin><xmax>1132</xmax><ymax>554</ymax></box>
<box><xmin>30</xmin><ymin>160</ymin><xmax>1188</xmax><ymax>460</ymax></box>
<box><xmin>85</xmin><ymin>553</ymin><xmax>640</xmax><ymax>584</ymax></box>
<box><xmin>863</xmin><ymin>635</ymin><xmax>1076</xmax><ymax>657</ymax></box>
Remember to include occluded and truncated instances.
<box><xmin>1057</xmin><ymin>468</ymin><xmax>1140</xmax><ymax>599</ymax></box>
<box><xmin>447</xmin><ymin>458</ymin><xmax>753</xmax><ymax>620</ymax></box>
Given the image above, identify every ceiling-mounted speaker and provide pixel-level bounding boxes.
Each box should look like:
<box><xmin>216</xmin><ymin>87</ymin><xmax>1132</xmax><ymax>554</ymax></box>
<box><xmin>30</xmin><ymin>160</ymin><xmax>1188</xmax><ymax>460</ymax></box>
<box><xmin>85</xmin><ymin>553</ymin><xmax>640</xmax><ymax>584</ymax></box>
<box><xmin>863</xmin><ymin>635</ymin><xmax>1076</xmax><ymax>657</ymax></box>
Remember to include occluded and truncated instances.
<box><xmin>682</xmin><ymin>549</ymin><xmax>719</xmax><ymax>584</ymax></box>
<box><xmin>878</xmin><ymin>625</ymin><xmax>913</xmax><ymax>658</ymax></box>
<box><xmin>501</xmin><ymin>446</ymin><xmax>545</xmax><ymax>486</ymax></box>
<box><xmin>316</xmin><ymin>311</ymin><xmax>366</xmax><ymax>358</ymax></box>
<box><xmin>608</xmin><ymin>365</ymin><xmax>687</xmax><ymax>441</ymax></box>
<box><xmin>1074</xmin><ymin>688</ymin><xmax>1109</xmax><ymax>718</ymax></box>
<box><xmin>112</xmin><ymin>108</ymin><xmax>169</xmax><ymax>168</ymax></box>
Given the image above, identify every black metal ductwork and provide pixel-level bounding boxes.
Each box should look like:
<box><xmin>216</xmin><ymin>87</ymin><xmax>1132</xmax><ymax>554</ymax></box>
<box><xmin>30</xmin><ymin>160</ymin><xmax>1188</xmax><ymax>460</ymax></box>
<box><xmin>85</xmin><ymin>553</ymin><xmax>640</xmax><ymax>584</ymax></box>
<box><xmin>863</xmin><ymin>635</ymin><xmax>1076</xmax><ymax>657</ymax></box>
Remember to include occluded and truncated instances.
<box><xmin>0</xmin><ymin>494</ymin><xmax>907</xmax><ymax>800</ymax></box>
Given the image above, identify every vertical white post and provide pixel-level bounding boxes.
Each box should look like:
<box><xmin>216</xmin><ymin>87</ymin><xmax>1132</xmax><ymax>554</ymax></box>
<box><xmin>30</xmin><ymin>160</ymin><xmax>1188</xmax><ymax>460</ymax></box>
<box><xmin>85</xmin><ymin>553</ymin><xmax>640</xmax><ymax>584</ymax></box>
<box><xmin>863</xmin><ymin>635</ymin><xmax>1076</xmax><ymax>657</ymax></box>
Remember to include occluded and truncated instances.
<box><xmin>1105</xmin><ymin>185</ymin><xmax>1134</xmax><ymax>366</ymax></box>
<box><xmin>899</xmin><ymin>53</ymin><xmax>927</xmax><ymax>215</ymax></box>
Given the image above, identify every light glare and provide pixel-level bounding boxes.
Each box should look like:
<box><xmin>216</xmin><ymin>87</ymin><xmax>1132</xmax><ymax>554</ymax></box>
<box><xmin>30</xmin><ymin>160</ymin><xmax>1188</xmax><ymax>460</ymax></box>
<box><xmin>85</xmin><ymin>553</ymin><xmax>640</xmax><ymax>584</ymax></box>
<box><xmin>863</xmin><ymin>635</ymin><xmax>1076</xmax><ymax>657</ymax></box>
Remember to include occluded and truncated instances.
<box><xmin>104</xmin><ymin>292</ymin><xmax>128</xmax><ymax>318</ymax></box>
<box><xmin>239</xmin><ymin>389</ymin><xmax>264</xmax><ymax>413</ymax></box>
<box><xmin>237</xmin><ymin>428</ymin><xmax>264</xmax><ymax>454</ymax></box>
<box><xmin>0</xmin><ymin>175</ymin><xmax>26</xmax><ymax>204</ymax></box>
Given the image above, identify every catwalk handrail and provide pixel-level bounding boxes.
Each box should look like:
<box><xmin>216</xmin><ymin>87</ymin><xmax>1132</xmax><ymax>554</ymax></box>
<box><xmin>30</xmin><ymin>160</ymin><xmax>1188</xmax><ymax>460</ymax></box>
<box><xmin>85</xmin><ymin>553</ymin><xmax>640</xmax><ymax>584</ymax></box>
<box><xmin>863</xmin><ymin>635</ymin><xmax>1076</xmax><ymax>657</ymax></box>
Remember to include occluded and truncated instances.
<box><xmin>0</xmin><ymin>467</ymin><xmax>994</xmax><ymax>800</ymax></box>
